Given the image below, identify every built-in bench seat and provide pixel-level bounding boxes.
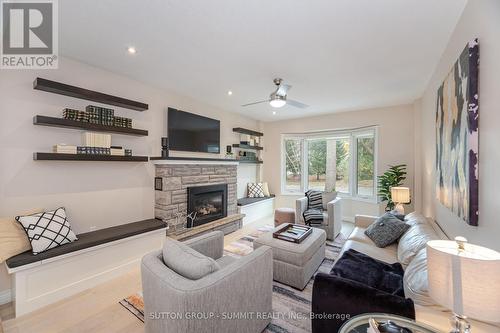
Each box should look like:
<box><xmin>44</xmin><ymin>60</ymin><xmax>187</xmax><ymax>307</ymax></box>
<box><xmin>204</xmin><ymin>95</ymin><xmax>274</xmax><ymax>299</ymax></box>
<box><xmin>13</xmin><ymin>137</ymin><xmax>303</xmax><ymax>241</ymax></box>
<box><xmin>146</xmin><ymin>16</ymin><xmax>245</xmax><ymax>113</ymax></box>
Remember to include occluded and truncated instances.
<box><xmin>237</xmin><ymin>195</ymin><xmax>275</xmax><ymax>225</ymax></box>
<box><xmin>7</xmin><ymin>219</ymin><xmax>165</xmax><ymax>269</ymax></box>
<box><xmin>6</xmin><ymin>218</ymin><xmax>166</xmax><ymax>317</ymax></box>
<box><xmin>237</xmin><ymin>194</ymin><xmax>275</xmax><ymax>206</ymax></box>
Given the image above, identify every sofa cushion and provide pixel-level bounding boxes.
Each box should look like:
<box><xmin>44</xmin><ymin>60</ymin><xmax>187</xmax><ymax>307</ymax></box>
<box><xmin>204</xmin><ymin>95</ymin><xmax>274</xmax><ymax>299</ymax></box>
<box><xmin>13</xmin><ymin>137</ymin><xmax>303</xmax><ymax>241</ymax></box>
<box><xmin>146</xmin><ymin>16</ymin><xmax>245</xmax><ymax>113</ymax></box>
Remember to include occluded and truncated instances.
<box><xmin>398</xmin><ymin>222</ymin><xmax>439</xmax><ymax>266</ymax></box>
<box><xmin>331</xmin><ymin>249</ymin><xmax>405</xmax><ymax>297</ymax></box>
<box><xmin>403</xmin><ymin>248</ymin><xmax>435</xmax><ymax>306</ymax></box>
<box><xmin>364</xmin><ymin>213</ymin><xmax>410</xmax><ymax>248</ymax></box>
<box><xmin>404</xmin><ymin>212</ymin><xmax>429</xmax><ymax>226</ymax></box>
<box><xmin>347</xmin><ymin>227</ymin><xmax>374</xmax><ymax>244</ymax></box>
<box><xmin>341</xmin><ymin>240</ymin><xmax>399</xmax><ymax>264</ymax></box>
<box><xmin>162</xmin><ymin>237</ymin><xmax>220</xmax><ymax>280</ymax></box>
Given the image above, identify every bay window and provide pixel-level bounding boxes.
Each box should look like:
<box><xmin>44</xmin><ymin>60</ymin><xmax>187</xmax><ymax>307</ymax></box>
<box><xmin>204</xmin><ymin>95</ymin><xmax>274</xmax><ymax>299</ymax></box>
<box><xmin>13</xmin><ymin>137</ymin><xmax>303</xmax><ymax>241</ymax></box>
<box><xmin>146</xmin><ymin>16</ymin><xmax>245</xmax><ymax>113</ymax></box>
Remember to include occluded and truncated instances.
<box><xmin>281</xmin><ymin>127</ymin><xmax>377</xmax><ymax>200</ymax></box>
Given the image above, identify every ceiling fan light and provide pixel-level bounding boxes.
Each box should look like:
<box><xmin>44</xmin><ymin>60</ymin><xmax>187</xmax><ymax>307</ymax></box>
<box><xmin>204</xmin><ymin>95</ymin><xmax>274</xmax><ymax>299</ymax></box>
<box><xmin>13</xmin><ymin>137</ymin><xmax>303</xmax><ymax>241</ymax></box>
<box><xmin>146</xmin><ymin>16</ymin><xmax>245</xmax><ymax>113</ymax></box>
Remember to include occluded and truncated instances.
<box><xmin>270</xmin><ymin>99</ymin><xmax>286</xmax><ymax>108</ymax></box>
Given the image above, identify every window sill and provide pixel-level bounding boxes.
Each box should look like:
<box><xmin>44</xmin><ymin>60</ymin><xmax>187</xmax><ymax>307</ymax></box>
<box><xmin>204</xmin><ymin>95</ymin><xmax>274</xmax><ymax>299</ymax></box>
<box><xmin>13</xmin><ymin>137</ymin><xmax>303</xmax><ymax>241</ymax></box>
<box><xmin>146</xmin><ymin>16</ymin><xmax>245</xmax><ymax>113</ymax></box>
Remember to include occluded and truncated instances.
<box><xmin>279</xmin><ymin>192</ymin><xmax>379</xmax><ymax>204</ymax></box>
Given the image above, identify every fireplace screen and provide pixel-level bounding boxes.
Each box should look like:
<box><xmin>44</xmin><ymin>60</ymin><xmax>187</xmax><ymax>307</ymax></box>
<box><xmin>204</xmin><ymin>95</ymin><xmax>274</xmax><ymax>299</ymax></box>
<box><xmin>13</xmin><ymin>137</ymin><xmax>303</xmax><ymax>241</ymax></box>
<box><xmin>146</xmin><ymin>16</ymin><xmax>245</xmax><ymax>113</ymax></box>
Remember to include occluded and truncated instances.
<box><xmin>187</xmin><ymin>184</ymin><xmax>228</xmax><ymax>227</ymax></box>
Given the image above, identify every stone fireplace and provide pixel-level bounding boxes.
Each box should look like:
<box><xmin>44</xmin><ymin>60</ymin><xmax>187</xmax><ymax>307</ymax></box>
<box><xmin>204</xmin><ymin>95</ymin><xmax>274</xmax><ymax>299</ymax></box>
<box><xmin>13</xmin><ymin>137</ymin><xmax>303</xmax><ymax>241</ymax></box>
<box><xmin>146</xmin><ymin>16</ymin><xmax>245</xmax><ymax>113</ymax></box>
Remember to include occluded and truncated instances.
<box><xmin>154</xmin><ymin>161</ymin><xmax>241</xmax><ymax>237</ymax></box>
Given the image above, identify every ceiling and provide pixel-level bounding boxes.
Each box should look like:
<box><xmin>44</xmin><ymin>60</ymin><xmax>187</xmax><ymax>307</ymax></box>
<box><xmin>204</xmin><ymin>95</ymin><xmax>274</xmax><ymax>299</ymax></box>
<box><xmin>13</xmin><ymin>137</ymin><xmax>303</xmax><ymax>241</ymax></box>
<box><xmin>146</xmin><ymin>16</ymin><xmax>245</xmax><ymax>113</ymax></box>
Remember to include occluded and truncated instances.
<box><xmin>59</xmin><ymin>0</ymin><xmax>466</xmax><ymax>121</ymax></box>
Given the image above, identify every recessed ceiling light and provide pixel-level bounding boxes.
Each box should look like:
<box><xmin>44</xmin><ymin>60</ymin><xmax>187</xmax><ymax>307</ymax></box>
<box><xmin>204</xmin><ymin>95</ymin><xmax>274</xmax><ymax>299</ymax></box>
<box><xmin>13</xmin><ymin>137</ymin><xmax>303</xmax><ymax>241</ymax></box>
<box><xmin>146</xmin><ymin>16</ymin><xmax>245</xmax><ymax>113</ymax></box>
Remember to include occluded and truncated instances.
<box><xmin>272</xmin><ymin>111</ymin><xmax>277</xmax><ymax>115</ymax></box>
<box><xmin>227</xmin><ymin>90</ymin><xmax>233</xmax><ymax>96</ymax></box>
<box><xmin>127</xmin><ymin>46</ymin><xmax>137</xmax><ymax>55</ymax></box>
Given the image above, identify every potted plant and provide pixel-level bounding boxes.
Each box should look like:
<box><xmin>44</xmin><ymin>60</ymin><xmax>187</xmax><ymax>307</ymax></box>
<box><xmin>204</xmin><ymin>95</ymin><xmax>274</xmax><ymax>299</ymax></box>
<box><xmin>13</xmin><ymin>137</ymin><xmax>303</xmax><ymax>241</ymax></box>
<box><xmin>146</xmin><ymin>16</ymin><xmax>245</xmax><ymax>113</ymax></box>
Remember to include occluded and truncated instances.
<box><xmin>378</xmin><ymin>164</ymin><xmax>407</xmax><ymax>211</ymax></box>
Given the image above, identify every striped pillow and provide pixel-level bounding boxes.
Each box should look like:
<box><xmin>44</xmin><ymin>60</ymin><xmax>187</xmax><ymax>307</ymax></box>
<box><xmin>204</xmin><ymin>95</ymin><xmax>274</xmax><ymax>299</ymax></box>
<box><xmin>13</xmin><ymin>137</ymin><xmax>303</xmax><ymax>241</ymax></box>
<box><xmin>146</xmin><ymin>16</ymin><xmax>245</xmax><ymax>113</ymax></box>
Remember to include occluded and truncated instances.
<box><xmin>305</xmin><ymin>190</ymin><xmax>323</xmax><ymax>210</ymax></box>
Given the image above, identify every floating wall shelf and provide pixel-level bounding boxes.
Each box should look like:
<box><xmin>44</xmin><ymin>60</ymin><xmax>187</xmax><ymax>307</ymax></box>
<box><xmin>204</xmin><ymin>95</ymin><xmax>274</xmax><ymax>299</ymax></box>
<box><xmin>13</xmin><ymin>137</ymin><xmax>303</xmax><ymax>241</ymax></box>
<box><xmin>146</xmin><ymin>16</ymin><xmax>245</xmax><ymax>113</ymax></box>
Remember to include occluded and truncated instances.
<box><xmin>33</xmin><ymin>78</ymin><xmax>148</xmax><ymax>111</ymax></box>
<box><xmin>232</xmin><ymin>143</ymin><xmax>263</xmax><ymax>151</ymax></box>
<box><xmin>232</xmin><ymin>127</ymin><xmax>263</xmax><ymax>137</ymax></box>
<box><xmin>34</xmin><ymin>153</ymin><xmax>148</xmax><ymax>162</ymax></box>
<box><xmin>33</xmin><ymin>115</ymin><xmax>148</xmax><ymax>136</ymax></box>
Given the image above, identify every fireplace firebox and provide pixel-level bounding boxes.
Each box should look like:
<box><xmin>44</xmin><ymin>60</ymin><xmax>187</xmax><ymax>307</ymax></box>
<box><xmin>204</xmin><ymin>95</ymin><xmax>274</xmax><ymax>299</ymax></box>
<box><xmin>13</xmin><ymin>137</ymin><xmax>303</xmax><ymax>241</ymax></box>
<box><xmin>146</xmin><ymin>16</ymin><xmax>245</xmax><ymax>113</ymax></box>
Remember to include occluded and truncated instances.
<box><xmin>187</xmin><ymin>184</ymin><xmax>228</xmax><ymax>228</ymax></box>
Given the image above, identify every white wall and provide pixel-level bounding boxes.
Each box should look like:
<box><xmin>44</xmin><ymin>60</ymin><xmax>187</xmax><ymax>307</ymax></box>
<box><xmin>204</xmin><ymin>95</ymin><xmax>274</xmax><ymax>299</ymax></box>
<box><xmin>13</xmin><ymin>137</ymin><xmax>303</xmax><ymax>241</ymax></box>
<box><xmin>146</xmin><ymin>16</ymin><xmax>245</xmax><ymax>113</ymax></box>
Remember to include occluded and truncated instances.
<box><xmin>262</xmin><ymin>104</ymin><xmax>416</xmax><ymax>220</ymax></box>
<box><xmin>418</xmin><ymin>0</ymin><xmax>500</xmax><ymax>251</ymax></box>
<box><xmin>0</xmin><ymin>57</ymin><xmax>258</xmax><ymax>297</ymax></box>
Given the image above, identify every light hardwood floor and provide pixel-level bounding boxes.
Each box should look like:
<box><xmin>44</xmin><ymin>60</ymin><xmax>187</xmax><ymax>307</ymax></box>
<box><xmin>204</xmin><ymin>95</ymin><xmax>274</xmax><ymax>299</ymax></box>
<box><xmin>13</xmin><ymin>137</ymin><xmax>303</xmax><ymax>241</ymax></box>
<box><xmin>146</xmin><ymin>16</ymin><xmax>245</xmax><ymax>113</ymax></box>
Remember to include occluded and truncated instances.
<box><xmin>0</xmin><ymin>217</ymin><xmax>354</xmax><ymax>333</ymax></box>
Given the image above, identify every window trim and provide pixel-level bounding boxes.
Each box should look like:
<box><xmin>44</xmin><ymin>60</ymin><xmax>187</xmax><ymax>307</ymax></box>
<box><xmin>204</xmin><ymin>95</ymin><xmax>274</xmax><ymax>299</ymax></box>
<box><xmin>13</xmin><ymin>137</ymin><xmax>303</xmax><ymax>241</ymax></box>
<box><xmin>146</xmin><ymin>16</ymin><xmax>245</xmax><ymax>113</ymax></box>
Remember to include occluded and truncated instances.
<box><xmin>281</xmin><ymin>126</ymin><xmax>378</xmax><ymax>202</ymax></box>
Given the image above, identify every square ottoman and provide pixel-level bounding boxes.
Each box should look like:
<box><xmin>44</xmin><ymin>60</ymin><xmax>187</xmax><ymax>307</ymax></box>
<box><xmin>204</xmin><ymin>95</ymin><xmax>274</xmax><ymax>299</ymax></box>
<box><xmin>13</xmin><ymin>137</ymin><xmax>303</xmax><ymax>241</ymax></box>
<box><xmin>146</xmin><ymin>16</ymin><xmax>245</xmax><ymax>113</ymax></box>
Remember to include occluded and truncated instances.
<box><xmin>253</xmin><ymin>225</ymin><xmax>326</xmax><ymax>290</ymax></box>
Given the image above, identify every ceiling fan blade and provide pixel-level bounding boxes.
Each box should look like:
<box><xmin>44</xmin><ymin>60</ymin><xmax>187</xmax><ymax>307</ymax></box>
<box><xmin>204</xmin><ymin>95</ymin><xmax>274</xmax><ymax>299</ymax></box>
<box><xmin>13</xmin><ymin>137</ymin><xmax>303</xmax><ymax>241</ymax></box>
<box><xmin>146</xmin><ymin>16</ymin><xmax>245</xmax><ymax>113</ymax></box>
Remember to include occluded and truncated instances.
<box><xmin>241</xmin><ymin>99</ymin><xmax>269</xmax><ymax>107</ymax></box>
<box><xmin>276</xmin><ymin>84</ymin><xmax>292</xmax><ymax>97</ymax></box>
<box><xmin>287</xmin><ymin>99</ymin><xmax>309</xmax><ymax>109</ymax></box>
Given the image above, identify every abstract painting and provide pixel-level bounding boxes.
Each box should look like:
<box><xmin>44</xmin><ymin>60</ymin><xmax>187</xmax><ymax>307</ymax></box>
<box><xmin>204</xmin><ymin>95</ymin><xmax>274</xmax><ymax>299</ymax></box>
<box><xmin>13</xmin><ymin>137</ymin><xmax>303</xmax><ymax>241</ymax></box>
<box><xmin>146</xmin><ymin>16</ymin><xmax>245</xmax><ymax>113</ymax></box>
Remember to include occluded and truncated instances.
<box><xmin>436</xmin><ymin>38</ymin><xmax>479</xmax><ymax>226</ymax></box>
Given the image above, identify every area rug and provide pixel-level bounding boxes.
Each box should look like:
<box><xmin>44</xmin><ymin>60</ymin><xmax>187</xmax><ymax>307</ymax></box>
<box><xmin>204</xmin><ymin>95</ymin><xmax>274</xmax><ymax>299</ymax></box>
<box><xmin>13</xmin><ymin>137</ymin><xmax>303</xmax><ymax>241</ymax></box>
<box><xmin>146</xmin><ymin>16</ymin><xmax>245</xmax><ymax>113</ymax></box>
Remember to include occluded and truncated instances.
<box><xmin>120</xmin><ymin>225</ymin><xmax>346</xmax><ymax>333</ymax></box>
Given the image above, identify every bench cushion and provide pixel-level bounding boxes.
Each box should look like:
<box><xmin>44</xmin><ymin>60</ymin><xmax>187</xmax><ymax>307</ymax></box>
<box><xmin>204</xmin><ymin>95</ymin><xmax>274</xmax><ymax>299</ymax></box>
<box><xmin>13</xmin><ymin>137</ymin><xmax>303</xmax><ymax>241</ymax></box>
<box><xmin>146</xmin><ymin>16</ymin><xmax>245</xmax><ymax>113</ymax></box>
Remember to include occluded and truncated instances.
<box><xmin>237</xmin><ymin>195</ymin><xmax>275</xmax><ymax>206</ymax></box>
<box><xmin>6</xmin><ymin>219</ymin><xmax>165</xmax><ymax>269</ymax></box>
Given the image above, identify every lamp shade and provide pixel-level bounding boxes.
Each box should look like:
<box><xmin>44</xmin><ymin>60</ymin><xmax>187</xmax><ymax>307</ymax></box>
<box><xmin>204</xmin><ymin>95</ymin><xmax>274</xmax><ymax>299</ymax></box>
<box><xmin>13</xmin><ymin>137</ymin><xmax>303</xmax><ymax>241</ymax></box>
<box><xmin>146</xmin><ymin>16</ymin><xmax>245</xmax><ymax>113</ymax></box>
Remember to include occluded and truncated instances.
<box><xmin>390</xmin><ymin>187</ymin><xmax>410</xmax><ymax>203</ymax></box>
<box><xmin>427</xmin><ymin>239</ymin><xmax>500</xmax><ymax>322</ymax></box>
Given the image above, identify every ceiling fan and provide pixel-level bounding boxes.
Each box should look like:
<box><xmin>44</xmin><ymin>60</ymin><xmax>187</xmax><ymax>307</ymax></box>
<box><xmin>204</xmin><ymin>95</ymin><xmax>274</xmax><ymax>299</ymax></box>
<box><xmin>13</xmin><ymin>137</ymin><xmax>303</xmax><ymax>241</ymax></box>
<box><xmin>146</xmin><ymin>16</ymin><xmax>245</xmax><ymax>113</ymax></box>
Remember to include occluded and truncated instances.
<box><xmin>241</xmin><ymin>78</ymin><xmax>309</xmax><ymax>109</ymax></box>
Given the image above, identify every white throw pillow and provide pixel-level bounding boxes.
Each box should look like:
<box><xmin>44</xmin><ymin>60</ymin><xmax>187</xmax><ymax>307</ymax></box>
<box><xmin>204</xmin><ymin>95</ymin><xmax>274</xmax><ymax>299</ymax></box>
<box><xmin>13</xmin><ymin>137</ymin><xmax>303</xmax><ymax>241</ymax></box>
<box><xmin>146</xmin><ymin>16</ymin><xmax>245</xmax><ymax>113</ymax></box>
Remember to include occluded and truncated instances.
<box><xmin>162</xmin><ymin>237</ymin><xmax>220</xmax><ymax>280</ymax></box>
<box><xmin>261</xmin><ymin>182</ymin><xmax>271</xmax><ymax>197</ymax></box>
<box><xmin>15</xmin><ymin>207</ymin><xmax>78</xmax><ymax>255</ymax></box>
<box><xmin>247</xmin><ymin>183</ymin><xmax>265</xmax><ymax>198</ymax></box>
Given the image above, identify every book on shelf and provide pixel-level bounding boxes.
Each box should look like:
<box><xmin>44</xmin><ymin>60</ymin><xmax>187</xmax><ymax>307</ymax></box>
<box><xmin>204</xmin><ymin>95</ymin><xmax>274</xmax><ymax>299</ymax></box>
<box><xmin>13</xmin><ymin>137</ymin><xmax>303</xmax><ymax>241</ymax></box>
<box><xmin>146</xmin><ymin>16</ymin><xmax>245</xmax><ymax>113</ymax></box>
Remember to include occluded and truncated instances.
<box><xmin>60</xmin><ymin>106</ymin><xmax>132</xmax><ymax>128</ymax></box>
<box><xmin>77</xmin><ymin>147</ymin><xmax>111</xmax><ymax>155</ymax></box>
<box><xmin>110</xmin><ymin>148</ymin><xmax>125</xmax><ymax>156</ymax></box>
<box><xmin>53</xmin><ymin>144</ymin><xmax>77</xmax><ymax>154</ymax></box>
<box><xmin>82</xmin><ymin>132</ymin><xmax>111</xmax><ymax>148</ymax></box>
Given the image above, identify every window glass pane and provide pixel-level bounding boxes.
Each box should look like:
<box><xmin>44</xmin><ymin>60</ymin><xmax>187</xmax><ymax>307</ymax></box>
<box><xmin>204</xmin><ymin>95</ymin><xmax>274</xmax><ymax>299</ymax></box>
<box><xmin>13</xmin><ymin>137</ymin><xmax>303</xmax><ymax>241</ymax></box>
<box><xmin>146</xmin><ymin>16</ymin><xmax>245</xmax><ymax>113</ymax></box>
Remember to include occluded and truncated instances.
<box><xmin>307</xmin><ymin>138</ymin><xmax>350</xmax><ymax>193</ymax></box>
<box><xmin>335</xmin><ymin>139</ymin><xmax>350</xmax><ymax>193</ymax></box>
<box><xmin>307</xmin><ymin>139</ymin><xmax>326</xmax><ymax>191</ymax></box>
<box><xmin>357</xmin><ymin>136</ymin><xmax>375</xmax><ymax>196</ymax></box>
<box><xmin>284</xmin><ymin>139</ymin><xmax>302</xmax><ymax>192</ymax></box>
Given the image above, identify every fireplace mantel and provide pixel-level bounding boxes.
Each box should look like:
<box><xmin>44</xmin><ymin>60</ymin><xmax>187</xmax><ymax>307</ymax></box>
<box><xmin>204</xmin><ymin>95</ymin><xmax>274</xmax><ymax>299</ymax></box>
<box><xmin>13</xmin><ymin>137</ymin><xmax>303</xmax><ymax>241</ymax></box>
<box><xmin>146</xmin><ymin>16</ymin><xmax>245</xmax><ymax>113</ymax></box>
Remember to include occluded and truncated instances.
<box><xmin>151</xmin><ymin>156</ymin><xmax>239</xmax><ymax>165</ymax></box>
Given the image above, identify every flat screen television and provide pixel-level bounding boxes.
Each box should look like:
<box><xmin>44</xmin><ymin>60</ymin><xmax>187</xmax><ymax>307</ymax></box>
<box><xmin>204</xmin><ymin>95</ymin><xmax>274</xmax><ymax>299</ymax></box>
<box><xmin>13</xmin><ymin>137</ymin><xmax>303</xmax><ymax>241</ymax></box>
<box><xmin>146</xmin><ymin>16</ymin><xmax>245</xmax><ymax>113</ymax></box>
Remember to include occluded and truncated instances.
<box><xmin>167</xmin><ymin>108</ymin><xmax>220</xmax><ymax>154</ymax></box>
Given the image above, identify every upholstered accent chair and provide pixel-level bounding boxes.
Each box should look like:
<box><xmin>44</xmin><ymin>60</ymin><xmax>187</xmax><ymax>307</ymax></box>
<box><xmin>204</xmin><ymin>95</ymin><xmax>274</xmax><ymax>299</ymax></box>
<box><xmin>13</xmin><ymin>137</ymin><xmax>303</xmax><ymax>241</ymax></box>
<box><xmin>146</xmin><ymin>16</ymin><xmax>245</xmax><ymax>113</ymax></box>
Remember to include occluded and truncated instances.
<box><xmin>141</xmin><ymin>231</ymin><xmax>273</xmax><ymax>333</ymax></box>
<box><xmin>296</xmin><ymin>196</ymin><xmax>342</xmax><ymax>240</ymax></box>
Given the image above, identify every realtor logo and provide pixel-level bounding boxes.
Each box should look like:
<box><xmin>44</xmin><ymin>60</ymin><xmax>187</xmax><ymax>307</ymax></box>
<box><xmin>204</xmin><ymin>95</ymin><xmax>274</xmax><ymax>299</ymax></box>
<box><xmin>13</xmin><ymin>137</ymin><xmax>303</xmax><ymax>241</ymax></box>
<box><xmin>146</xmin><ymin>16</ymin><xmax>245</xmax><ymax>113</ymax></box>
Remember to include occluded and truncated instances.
<box><xmin>1</xmin><ymin>0</ymin><xmax>58</xmax><ymax>69</ymax></box>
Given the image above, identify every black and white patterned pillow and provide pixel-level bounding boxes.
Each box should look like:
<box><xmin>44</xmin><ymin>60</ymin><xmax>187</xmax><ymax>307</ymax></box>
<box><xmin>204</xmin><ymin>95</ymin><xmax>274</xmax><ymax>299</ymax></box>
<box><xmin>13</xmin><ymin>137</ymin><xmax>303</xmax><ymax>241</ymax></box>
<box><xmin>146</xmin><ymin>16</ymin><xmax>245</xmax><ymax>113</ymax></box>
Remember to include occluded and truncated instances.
<box><xmin>247</xmin><ymin>183</ymin><xmax>265</xmax><ymax>198</ymax></box>
<box><xmin>364</xmin><ymin>213</ymin><xmax>410</xmax><ymax>248</ymax></box>
<box><xmin>16</xmin><ymin>207</ymin><xmax>78</xmax><ymax>255</ymax></box>
<box><xmin>305</xmin><ymin>190</ymin><xmax>323</xmax><ymax>210</ymax></box>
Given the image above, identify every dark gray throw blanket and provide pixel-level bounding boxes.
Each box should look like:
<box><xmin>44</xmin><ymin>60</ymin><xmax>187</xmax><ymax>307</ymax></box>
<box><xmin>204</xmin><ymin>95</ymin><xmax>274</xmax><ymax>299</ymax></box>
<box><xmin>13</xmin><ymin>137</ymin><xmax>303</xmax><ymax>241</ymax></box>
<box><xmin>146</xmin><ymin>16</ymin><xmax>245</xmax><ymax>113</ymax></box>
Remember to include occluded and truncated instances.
<box><xmin>303</xmin><ymin>208</ymin><xmax>324</xmax><ymax>226</ymax></box>
<box><xmin>330</xmin><ymin>249</ymin><xmax>405</xmax><ymax>296</ymax></box>
<box><xmin>311</xmin><ymin>249</ymin><xmax>414</xmax><ymax>333</ymax></box>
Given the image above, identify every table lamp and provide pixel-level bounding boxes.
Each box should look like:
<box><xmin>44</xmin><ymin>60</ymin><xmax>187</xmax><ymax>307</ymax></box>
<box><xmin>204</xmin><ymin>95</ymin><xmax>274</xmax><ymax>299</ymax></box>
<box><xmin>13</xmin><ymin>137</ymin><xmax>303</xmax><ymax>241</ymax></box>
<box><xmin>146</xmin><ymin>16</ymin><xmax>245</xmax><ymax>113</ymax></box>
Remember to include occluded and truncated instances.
<box><xmin>390</xmin><ymin>187</ymin><xmax>410</xmax><ymax>214</ymax></box>
<box><xmin>427</xmin><ymin>237</ymin><xmax>500</xmax><ymax>333</ymax></box>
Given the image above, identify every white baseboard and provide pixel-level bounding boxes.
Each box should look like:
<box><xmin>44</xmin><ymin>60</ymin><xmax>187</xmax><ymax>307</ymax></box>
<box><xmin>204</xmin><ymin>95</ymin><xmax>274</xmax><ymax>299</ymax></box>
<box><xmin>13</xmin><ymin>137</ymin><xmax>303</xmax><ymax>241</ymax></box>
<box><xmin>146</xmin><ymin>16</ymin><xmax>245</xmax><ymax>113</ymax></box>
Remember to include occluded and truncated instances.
<box><xmin>0</xmin><ymin>289</ymin><xmax>12</xmax><ymax>305</ymax></box>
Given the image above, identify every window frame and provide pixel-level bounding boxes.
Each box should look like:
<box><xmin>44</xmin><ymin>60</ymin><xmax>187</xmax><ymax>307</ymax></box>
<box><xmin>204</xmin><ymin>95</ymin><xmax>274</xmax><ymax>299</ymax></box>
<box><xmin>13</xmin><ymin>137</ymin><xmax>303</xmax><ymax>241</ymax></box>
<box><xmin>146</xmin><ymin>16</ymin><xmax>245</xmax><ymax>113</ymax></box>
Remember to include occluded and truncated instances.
<box><xmin>281</xmin><ymin>126</ymin><xmax>378</xmax><ymax>202</ymax></box>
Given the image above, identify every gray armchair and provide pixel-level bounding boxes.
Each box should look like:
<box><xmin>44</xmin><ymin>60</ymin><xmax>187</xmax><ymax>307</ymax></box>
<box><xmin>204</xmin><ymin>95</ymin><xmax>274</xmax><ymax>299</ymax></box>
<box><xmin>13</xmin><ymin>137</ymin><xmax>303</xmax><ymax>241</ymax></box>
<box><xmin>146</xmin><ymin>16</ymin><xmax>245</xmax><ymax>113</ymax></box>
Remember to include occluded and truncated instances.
<box><xmin>141</xmin><ymin>231</ymin><xmax>273</xmax><ymax>333</ymax></box>
<box><xmin>296</xmin><ymin>196</ymin><xmax>342</xmax><ymax>240</ymax></box>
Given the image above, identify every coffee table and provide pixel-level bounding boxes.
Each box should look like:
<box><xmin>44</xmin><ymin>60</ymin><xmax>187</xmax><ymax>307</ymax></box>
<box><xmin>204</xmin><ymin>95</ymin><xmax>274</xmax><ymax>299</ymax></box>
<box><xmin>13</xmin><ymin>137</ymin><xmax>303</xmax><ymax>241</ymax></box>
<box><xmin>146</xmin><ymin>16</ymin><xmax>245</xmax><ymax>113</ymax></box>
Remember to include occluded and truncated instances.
<box><xmin>339</xmin><ymin>313</ymin><xmax>440</xmax><ymax>333</ymax></box>
<box><xmin>253</xmin><ymin>225</ymin><xmax>326</xmax><ymax>290</ymax></box>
